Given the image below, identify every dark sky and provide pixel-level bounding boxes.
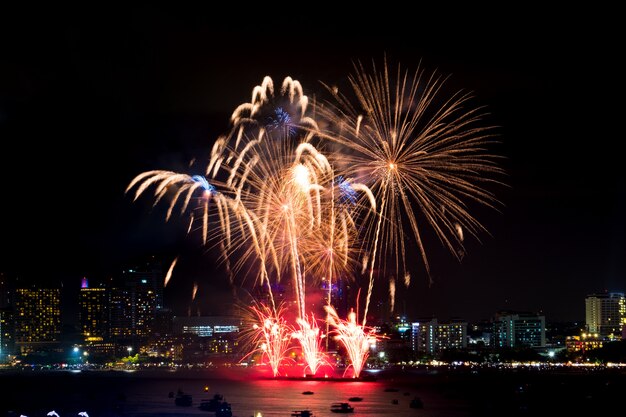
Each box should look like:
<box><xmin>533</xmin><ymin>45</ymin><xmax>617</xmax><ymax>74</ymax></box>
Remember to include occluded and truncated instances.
<box><xmin>1</xmin><ymin>7</ymin><xmax>623</xmax><ymax>322</ymax></box>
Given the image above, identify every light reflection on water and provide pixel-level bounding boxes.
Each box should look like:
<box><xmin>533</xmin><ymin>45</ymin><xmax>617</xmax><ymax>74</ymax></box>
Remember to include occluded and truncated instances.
<box><xmin>124</xmin><ymin>377</ymin><xmax>461</xmax><ymax>417</ymax></box>
<box><xmin>2</xmin><ymin>370</ymin><xmax>472</xmax><ymax>417</ymax></box>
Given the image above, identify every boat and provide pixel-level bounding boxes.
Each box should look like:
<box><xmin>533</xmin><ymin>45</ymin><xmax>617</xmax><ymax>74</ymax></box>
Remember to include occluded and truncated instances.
<box><xmin>175</xmin><ymin>392</ymin><xmax>193</xmax><ymax>407</ymax></box>
<box><xmin>215</xmin><ymin>401</ymin><xmax>232</xmax><ymax>417</ymax></box>
<box><xmin>199</xmin><ymin>393</ymin><xmax>225</xmax><ymax>411</ymax></box>
<box><xmin>330</xmin><ymin>403</ymin><xmax>354</xmax><ymax>413</ymax></box>
<box><xmin>291</xmin><ymin>410</ymin><xmax>314</xmax><ymax>417</ymax></box>
<box><xmin>409</xmin><ymin>397</ymin><xmax>424</xmax><ymax>409</ymax></box>
<box><xmin>347</xmin><ymin>397</ymin><xmax>362</xmax><ymax>402</ymax></box>
<box><xmin>302</xmin><ymin>391</ymin><xmax>314</xmax><ymax>395</ymax></box>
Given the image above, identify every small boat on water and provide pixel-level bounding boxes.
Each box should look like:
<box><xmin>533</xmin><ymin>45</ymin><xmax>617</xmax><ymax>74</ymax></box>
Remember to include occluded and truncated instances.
<box><xmin>199</xmin><ymin>393</ymin><xmax>225</xmax><ymax>411</ymax></box>
<box><xmin>175</xmin><ymin>393</ymin><xmax>193</xmax><ymax>407</ymax></box>
<box><xmin>348</xmin><ymin>397</ymin><xmax>363</xmax><ymax>402</ymax></box>
<box><xmin>410</xmin><ymin>396</ymin><xmax>424</xmax><ymax>409</ymax></box>
<box><xmin>302</xmin><ymin>391</ymin><xmax>314</xmax><ymax>395</ymax></box>
<box><xmin>330</xmin><ymin>403</ymin><xmax>354</xmax><ymax>413</ymax></box>
<box><xmin>215</xmin><ymin>401</ymin><xmax>232</xmax><ymax>417</ymax></box>
<box><xmin>291</xmin><ymin>410</ymin><xmax>314</xmax><ymax>417</ymax></box>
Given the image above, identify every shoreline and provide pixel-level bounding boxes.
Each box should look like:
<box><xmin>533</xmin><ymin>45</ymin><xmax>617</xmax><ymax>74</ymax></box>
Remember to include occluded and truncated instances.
<box><xmin>2</xmin><ymin>363</ymin><xmax>625</xmax><ymax>381</ymax></box>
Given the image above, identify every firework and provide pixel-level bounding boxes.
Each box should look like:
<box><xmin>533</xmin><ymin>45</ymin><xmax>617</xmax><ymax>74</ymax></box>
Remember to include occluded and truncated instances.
<box><xmin>125</xmin><ymin>171</ymin><xmax>224</xmax><ymax>245</ymax></box>
<box><xmin>292</xmin><ymin>314</ymin><xmax>329</xmax><ymax>376</ymax></box>
<box><xmin>240</xmin><ymin>302</ymin><xmax>293</xmax><ymax>377</ymax></box>
<box><xmin>319</xmin><ymin>59</ymin><xmax>503</xmax><ymax>322</ymax></box>
<box><xmin>325</xmin><ymin>305</ymin><xmax>378</xmax><ymax>378</ymax></box>
<box><xmin>164</xmin><ymin>256</ymin><xmax>178</xmax><ymax>287</ymax></box>
<box><xmin>127</xmin><ymin>63</ymin><xmax>502</xmax><ymax>372</ymax></box>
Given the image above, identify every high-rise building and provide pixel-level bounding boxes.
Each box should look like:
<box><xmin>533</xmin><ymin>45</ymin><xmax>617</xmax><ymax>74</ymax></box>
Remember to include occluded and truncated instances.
<box><xmin>78</xmin><ymin>278</ymin><xmax>108</xmax><ymax>342</ymax></box>
<box><xmin>0</xmin><ymin>308</ymin><xmax>13</xmax><ymax>361</ymax></box>
<box><xmin>121</xmin><ymin>258</ymin><xmax>164</xmax><ymax>310</ymax></box>
<box><xmin>0</xmin><ymin>272</ymin><xmax>12</xmax><ymax>309</ymax></box>
<box><xmin>14</xmin><ymin>288</ymin><xmax>61</xmax><ymax>355</ymax></box>
<box><xmin>585</xmin><ymin>292</ymin><xmax>625</xmax><ymax>339</ymax></box>
<box><xmin>0</xmin><ymin>273</ymin><xmax>14</xmax><ymax>361</ymax></box>
<box><xmin>109</xmin><ymin>278</ymin><xmax>157</xmax><ymax>340</ymax></box>
<box><xmin>154</xmin><ymin>308</ymin><xmax>174</xmax><ymax>337</ymax></box>
<box><xmin>109</xmin><ymin>287</ymin><xmax>133</xmax><ymax>338</ymax></box>
<box><xmin>411</xmin><ymin>318</ymin><xmax>467</xmax><ymax>355</ymax></box>
<box><xmin>107</xmin><ymin>258</ymin><xmax>162</xmax><ymax>341</ymax></box>
<box><xmin>492</xmin><ymin>312</ymin><xmax>545</xmax><ymax>348</ymax></box>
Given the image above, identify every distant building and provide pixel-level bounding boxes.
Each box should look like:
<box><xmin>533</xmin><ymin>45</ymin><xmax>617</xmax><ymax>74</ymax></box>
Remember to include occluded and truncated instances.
<box><xmin>585</xmin><ymin>292</ymin><xmax>625</xmax><ymax>339</ymax></box>
<box><xmin>411</xmin><ymin>318</ymin><xmax>467</xmax><ymax>355</ymax></box>
<box><xmin>391</xmin><ymin>315</ymin><xmax>412</xmax><ymax>341</ymax></box>
<box><xmin>78</xmin><ymin>278</ymin><xmax>108</xmax><ymax>342</ymax></box>
<box><xmin>173</xmin><ymin>316</ymin><xmax>241</xmax><ymax>360</ymax></box>
<box><xmin>565</xmin><ymin>333</ymin><xmax>604</xmax><ymax>354</ymax></box>
<box><xmin>0</xmin><ymin>272</ymin><xmax>12</xmax><ymax>309</ymax></box>
<box><xmin>121</xmin><ymin>258</ymin><xmax>164</xmax><ymax>310</ymax></box>
<box><xmin>14</xmin><ymin>288</ymin><xmax>61</xmax><ymax>355</ymax></box>
<box><xmin>109</xmin><ymin>287</ymin><xmax>133</xmax><ymax>338</ymax></box>
<box><xmin>154</xmin><ymin>308</ymin><xmax>174</xmax><ymax>337</ymax></box>
<box><xmin>109</xmin><ymin>287</ymin><xmax>156</xmax><ymax>339</ymax></box>
<box><xmin>173</xmin><ymin>316</ymin><xmax>240</xmax><ymax>337</ymax></box>
<box><xmin>467</xmin><ymin>320</ymin><xmax>493</xmax><ymax>346</ymax></box>
<box><xmin>109</xmin><ymin>268</ymin><xmax>159</xmax><ymax>340</ymax></box>
<box><xmin>492</xmin><ymin>312</ymin><xmax>545</xmax><ymax>348</ymax></box>
<box><xmin>0</xmin><ymin>308</ymin><xmax>13</xmax><ymax>361</ymax></box>
<box><xmin>320</xmin><ymin>276</ymin><xmax>353</xmax><ymax>320</ymax></box>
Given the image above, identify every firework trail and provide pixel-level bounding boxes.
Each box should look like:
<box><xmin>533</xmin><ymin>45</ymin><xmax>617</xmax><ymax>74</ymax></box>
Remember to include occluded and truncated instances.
<box><xmin>319</xmin><ymin>59</ymin><xmax>503</xmax><ymax>322</ymax></box>
<box><xmin>389</xmin><ymin>276</ymin><xmax>396</xmax><ymax>313</ymax></box>
<box><xmin>125</xmin><ymin>171</ymin><xmax>224</xmax><ymax>245</ymax></box>
<box><xmin>240</xmin><ymin>302</ymin><xmax>293</xmax><ymax>377</ymax></box>
<box><xmin>325</xmin><ymin>305</ymin><xmax>378</xmax><ymax>378</ymax></box>
<box><xmin>292</xmin><ymin>314</ymin><xmax>329</xmax><ymax>376</ymax></box>
<box><xmin>164</xmin><ymin>256</ymin><xmax>178</xmax><ymax>287</ymax></box>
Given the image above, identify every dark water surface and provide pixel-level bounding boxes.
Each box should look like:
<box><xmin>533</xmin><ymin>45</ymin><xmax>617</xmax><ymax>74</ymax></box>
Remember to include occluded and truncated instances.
<box><xmin>2</xmin><ymin>367</ymin><xmax>625</xmax><ymax>417</ymax></box>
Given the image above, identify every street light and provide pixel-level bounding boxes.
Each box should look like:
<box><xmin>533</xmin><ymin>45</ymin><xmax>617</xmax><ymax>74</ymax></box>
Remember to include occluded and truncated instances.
<box><xmin>127</xmin><ymin>347</ymin><xmax>133</xmax><ymax>355</ymax></box>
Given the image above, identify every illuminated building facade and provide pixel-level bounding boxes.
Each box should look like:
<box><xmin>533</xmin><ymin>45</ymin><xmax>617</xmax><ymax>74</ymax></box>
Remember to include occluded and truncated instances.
<box><xmin>492</xmin><ymin>312</ymin><xmax>545</xmax><ymax>348</ymax></box>
<box><xmin>121</xmin><ymin>258</ymin><xmax>164</xmax><ymax>310</ymax></box>
<box><xmin>565</xmin><ymin>333</ymin><xmax>603</xmax><ymax>353</ymax></box>
<box><xmin>585</xmin><ymin>292</ymin><xmax>625</xmax><ymax>339</ymax></box>
<box><xmin>109</xmin><ymin>281</ymin><xmax>156</xmax><ymax>339</ymax></box>
<box><xmin>173</xmin><ymin>316</ymin><xmax>240</xmax><ymax>337</ymax></box>
<box><xmin>173</xmin><ymin>316</ymin><xmax>241</xmax><ymax>359</ymax></box>
<box><xmin>109</xmin><ymin>287</ymin><xmax>133</xmax><ymax>338</ymax></box>
<box><xmin>0</xmin><ymin>274</ymin><xmax>14</xmax><ymax>360</ymax></box>
<box><xmin>78</xmin><ymin>278</ymin><xmax>108</xmax><ymax>341</ymax></box>
<box><xmin>14</xmin><ymin>288</ymin><xmax>61</xmax><ymax>355</ymax></box>
<box><xmin>0</xmin><ymin>309</ymin><xmax>13</xmax><ymax>361</ymax></box>
<box><xmin>107</xmin><ymin>260</ymin><xmax>163</xmax><ymax>340</ymax></box>
<box><xmin>411</xmin><ymin>318</ymin><xmax>467</xmax><ymax>355</ymax></box>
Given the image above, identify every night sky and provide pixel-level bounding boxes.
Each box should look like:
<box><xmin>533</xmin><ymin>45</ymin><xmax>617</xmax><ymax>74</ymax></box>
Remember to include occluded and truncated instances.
<box><xmin>1</xmin><ymin>7</ymin><xmax>622</xmax><ymax>323</ymax></box>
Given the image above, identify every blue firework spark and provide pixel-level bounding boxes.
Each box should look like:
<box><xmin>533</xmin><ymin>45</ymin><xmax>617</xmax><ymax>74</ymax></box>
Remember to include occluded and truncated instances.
<box><xmin>337</xmin><ymin>176</ymin><xmax>357</xmax><ymax>205</ymax></box>
<box><xmin>192</xmin><ymin>175</ymin><xmax>216</xmax><ymax>194</ymax></box>
<box><xmin>267</xmin><ymin>107</ymin><xmax>296</xmax><ymax>137</ymax></box>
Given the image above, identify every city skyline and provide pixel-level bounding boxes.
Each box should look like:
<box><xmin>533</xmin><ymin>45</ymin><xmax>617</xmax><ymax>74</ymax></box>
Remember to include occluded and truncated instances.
<box><xmin>3</xmin><ymin>269</ymin><xmax>623</xmax><ymax>326</ymax></box>
<box><xmin>0</xmin><ymin>8</ymin><xmax>623</xmax><ymax>323</ymax></box>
